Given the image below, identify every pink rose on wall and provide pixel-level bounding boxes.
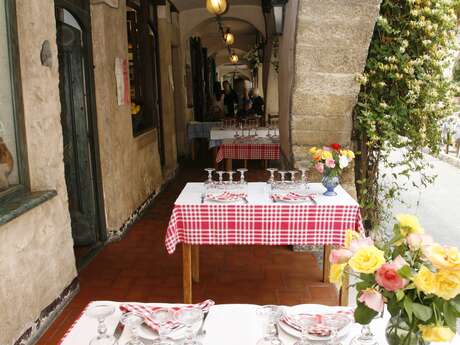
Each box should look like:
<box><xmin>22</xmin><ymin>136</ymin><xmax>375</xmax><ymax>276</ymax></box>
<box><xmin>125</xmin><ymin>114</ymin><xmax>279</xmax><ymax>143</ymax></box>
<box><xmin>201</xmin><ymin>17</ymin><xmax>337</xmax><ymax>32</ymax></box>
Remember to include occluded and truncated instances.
<box><xmin>358</xmin><ymin>289</ymin><xmax>384</xmax><ymax>313</ymax></box>
<box><xmin>349</xmin><ymin>237</ymin><xmax>374</xmax><ymax>253</ymax></box>
<box><xmin>407</xmin><ymin>233</ymin><xmax>433</xmax><ymax>250</ymax></box>
<box><xmin>329</xmin><ymin>249</ymin><xmax>353</xmax><ymax>264</ymax></box>
<box><xmin>375</xmin><ymin>257</ymin><xmax>409</xmax><ymax>291</ymax></box>
<box><xmin>315</xmin><ymin>162</ymin><xmax>324</xmax><ymax>174</ymax></box>
<box><xmin>325</xmin><ymin>158</ymin><xmax>336</xmax><ymax>168</ymax></box>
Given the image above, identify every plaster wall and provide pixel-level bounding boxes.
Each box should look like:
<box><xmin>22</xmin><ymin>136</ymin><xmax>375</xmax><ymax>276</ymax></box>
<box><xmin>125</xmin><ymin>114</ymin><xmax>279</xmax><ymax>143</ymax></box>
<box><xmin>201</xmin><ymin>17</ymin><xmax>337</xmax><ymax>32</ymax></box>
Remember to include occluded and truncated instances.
<box><xmin>0</xmin><ymin>1</ymin><xmax>77</xmax><ymax>344</ymax></box>
<box><xmin>90</xmin><ymin>1</ymin><xmax>164</xmax><ymax>232</ymax></box>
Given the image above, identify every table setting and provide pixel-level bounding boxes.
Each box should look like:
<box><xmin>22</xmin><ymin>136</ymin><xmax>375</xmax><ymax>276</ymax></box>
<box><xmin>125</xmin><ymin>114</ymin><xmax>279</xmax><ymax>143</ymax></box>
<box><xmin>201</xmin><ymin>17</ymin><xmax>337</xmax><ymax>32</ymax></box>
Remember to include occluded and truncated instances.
<box><xmin>58</xmin><ymin>301</ymin><xmax>459</xmax><ymax>345</ymax></box>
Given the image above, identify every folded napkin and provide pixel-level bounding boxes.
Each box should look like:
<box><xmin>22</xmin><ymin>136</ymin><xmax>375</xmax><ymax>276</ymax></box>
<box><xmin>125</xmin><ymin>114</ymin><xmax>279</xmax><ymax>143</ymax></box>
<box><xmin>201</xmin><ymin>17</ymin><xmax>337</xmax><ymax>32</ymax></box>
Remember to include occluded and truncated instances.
<box><xmin>206</xmin><ymin>192</ymin><xmax>247</xmax><ymax>202</ymax></box>
<box><xmin>272</xmin><ymin>192</ymin><xmax>318</xmax><ymax>203</ymax></box>
<box><xmin>282</xmin><ymin>310</ymin><xmax>353</xmax><ymax>334</ymax></box>
<box><xmin>119</xmin><ymin>299</ymin><xmax>215</xmax><ymax>331</ymax></box>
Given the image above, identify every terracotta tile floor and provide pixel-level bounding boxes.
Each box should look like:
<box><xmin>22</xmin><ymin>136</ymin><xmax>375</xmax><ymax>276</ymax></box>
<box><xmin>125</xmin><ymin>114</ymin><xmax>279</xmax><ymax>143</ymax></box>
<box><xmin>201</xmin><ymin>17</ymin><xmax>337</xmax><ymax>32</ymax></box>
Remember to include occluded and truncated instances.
<box><xmin>36</xmin><ymin>161</ymin><xmax>337</xmax><ymax>344</ymax></box>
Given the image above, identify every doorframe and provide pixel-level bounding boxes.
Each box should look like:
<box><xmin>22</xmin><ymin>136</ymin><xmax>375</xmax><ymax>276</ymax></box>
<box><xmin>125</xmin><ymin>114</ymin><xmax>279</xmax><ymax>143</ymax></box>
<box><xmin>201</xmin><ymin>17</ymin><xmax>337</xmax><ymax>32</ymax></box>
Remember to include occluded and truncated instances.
<box><xmin>55</xmin><ymin>0</ymin><xmax>107</xmax><ymax>244</ymax></box>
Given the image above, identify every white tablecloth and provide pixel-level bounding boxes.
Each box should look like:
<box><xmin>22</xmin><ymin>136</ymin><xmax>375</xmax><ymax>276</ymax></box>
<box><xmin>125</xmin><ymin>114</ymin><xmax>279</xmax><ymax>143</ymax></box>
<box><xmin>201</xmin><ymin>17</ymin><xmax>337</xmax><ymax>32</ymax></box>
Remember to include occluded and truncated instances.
<box><xmin>59</xmin><ymin>302</ymin><xmax>458</xmax><ymax>345</ymax></box>
<box><xmin>210</xmin><ymin>128</ymin><xmax>272</xmax><ymax>140</ymax></box>
<box><xmin>174</xmin><ymin>182</ymin><xmax>358</xmax><ymax>206</ymax></box>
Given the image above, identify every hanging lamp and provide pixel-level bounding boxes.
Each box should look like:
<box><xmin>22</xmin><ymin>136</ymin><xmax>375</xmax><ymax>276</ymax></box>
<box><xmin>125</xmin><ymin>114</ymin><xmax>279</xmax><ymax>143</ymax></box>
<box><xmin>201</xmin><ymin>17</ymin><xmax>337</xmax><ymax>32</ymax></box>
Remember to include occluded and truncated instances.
<box><xmin>206</xmin><ymin>0</ymin><xmax>228</xmax><ymax>15</ymax></box>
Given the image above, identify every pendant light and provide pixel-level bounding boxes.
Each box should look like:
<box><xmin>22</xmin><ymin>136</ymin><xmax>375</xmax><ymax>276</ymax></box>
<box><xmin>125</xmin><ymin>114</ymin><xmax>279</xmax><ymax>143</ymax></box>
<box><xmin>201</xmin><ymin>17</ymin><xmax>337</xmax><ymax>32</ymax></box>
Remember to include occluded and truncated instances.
<box><xmin>229</xmin><ymin>53</ymin><xmax>239</xmax><ymax>64</ymax></box>
<box><xmin>223</xmin><ymin>29</ymin><xmax>235</xmax><ymax>46</ymax></box>
<box><xmin>206</xmin><ymin>0</ymin><xmax>228</xmax><ymax>15</ymax></box>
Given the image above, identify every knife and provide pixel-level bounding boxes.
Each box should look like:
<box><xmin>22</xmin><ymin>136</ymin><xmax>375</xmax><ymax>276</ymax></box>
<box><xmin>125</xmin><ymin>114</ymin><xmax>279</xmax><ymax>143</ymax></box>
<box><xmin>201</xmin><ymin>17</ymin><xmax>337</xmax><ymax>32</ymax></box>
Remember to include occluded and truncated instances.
<box><xmin>113</xmin><ymin>320</ymin><xmax>125</xmax><ymax>340</ymax></box>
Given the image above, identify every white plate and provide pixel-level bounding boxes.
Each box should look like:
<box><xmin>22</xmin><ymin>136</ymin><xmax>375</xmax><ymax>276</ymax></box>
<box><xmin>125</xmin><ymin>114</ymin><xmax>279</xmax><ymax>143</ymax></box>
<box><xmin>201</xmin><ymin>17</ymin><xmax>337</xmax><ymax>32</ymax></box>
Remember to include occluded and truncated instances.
<box><xmin>137</xmin><ymin>322</ymin><xmax>201</xmax><ymax>341</ymax></box>
<box><xmin>273</xmin><ymin>198</ymin><xmax>313</xmax><ymax>204</ymax></box>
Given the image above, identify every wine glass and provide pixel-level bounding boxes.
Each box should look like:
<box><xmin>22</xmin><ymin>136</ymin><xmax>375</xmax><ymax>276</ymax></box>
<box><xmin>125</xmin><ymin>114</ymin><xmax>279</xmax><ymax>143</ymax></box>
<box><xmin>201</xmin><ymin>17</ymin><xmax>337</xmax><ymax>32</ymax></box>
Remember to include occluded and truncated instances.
<box><xmin>349</xmin><ymin>325</ymin><xmax>379</xmax><ymax>345</ymax></box>
<box><xmin>85</xmin><ymin>304</ymin><xmax>117</xmax><ymax>345</ymax></box>
<box><xmin>150</xmin><ymin>308</ymin><xmax>175</xmax><ymax>345</ymax></box>
<box><xmin>288</xmin><ymin>170</ymin><xmax>297</xmax><ymax>182</ymax></box>
<box><xmin>234</xmin><ymin>122</ymin><xmax>240</xmax><ymax>138</ymax></box>
<box><xmin>256</xmin><ymin>305</ymin><xmax>284</xmax><ymax>345</ymax></box>
<box><xmin>175</xmin><ymin>307</ymin><xmax>204</xmax><ymax>345</ymax></box>
<box><xmin>290</xmin><ymin>314</ymin><xmax>316</xmax><ymax>345</ymax></box>
<box><xmin>278</xmin><ymin>171</ymin><xmax>287</xmax><ymax>188</ymax></box>
<box><xmin>120</xmin><ymin>312</ymin><xmax>144</xmax><ymax>345</ymax></box>
<box><xmin>237</xmin><ymin>168</ymin><xmax>248</xmax><ymax>184</ymax></box>
<box><xmin>216</xmin><ymin>171</ymin><xmax>225</xmax><ymax>187</ymax></box>
<box><xmin>266</xmin><ymin>168</ymin><xmax>278</xmax><ymax>184</ymax></box>
<box><xmin>204</xmin><ymin>168</ymin><xmax>215</xmax><ymax>186</ymax></box>
<box><xmin>299</xmin><ymin>168</ymin><xmax>308</xmax><ymax>187</ymax></box>
<box><xmin>226</xmin><ymin>171</ymin><xmax>236</xmax><ymax>185</ymax></box>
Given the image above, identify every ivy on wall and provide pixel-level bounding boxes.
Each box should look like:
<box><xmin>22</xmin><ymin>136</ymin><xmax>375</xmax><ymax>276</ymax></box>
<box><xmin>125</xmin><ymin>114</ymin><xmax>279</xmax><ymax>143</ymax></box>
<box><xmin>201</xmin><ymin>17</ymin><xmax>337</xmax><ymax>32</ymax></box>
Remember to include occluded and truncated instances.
<box><xmin>353</xmin><ymin>0</ymin><xmax>458</xmax><ymax>230</ymax></box>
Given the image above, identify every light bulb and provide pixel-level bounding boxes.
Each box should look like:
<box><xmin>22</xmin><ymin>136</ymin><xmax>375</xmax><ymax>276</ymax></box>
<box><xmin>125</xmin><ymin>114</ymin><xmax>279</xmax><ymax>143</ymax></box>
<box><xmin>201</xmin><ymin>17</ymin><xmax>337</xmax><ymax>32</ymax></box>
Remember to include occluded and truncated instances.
<box><xmin>206</xmin><ymin>0</ymin><xmax>227</xmax><ymax>15</ymax></box>
<box><xmin>230</xmin><ymin>54</ymin><xmax>239</xmax><ymax>64</ymax></box>
<box><xmin>224</xmin><ymin>31</ymin><xmax>234</xmax><ymax>46</ymax></box>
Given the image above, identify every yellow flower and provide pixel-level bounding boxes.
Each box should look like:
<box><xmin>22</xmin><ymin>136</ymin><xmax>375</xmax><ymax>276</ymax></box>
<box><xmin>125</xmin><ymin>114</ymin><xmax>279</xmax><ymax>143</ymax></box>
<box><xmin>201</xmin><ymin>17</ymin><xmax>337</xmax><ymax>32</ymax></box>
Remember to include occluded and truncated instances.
<box><xmin>313</xmin><ymin>150</ymin><xmax>323</xmax><ymax>162</ymax></box>
<box><xmin>344</xmin><ymin>229</ymin><xmax>360</xmax><ymax>249</ymax></box>
<box><xmin>321</xmin><ymin>150</ymin><xmax>333</xmax><ymax>160</ymax></box>
<box><xmin>329</xmin><ymin>263</ymin><xmax>346</xmax><ymax>288</ymax></box>
<box><xmin>309</xmin><ymin>147</ymin><xmax>318</xmax><ymax>155</ymax></box>
<box><xmin>413</xmin><ymin>265</ymin><xmax>436</xmax><ymax>295</ymax></box>
<box><xmin>433</xmin><ymin>269</ymin><xmax>460</xmax><ymax>300</ymax></box>
<box><xmin>349</xmin><ymin>246</ymin><xmax>385</xmax><ymax>274</ymax></box>
<box><xmin>419</xmin><ymin>325</ymin><xmax>455</xmax><ymax>342</ymax></box>
<box><xmin>396</xmin><ymin>214</ymin><xmax>424</xmax><ymax>236</ymax></box>
<box><xmin>426</xmin><ymin>244</ymin><xmax>460</xmax><ymax>271</ymax></box>
<box><xmin>346</xmin><ymin>150</ymin><xmax>355</xmax><ymax>159</ymax></box>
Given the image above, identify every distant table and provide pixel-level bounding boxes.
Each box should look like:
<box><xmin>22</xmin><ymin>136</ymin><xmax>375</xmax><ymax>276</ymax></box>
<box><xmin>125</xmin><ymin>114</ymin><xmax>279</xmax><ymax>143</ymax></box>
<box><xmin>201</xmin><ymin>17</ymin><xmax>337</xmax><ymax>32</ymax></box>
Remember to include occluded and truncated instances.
<box><xmin>165</xmin><ymin>182</ymin><xmax>363</xmax><ymax>305</ymax></box>
<box><xmin>187</xmin><ymin>121</ymin><xmax>221</xmax><ymax>141</ymax></box>
<box><xmin>61</xmin><ymin>302</ymin><xmax>454</xmax><ymax>345</ymax></box>
<box><xmin>209</xmin><ymin>128</ymin><xmax>273</xmax><ymax>149</ymax></box>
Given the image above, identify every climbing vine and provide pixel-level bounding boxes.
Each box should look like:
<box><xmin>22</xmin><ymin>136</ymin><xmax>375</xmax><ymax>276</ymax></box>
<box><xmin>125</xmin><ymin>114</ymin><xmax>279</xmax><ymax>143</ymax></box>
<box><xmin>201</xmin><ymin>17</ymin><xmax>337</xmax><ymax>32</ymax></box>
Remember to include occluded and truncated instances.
<box><xmin>353</xmin><ymin>0</ymin><xmax>458</xmax><ymax>230</ymax></box>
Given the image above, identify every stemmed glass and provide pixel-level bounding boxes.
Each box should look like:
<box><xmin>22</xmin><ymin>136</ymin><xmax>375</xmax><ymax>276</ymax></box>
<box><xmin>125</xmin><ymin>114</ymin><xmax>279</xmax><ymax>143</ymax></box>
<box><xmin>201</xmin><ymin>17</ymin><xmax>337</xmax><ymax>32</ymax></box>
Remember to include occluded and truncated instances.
<box><xmin>204</xmin><ymin>168</ymin><xmax>215</xmax><ymax>186</ymax></box>
<box><xmin>278</xmin><ymin>171</ymin><xmax>287</xmax><ymax>187</ymax></box>
<box><xmin>288</xmin><ymin>171</ymin><xmax>297</xmax><ymax>182</ymax></box>
<box><xmin>290</xmin><ymin>314</ymin><xmax>316</xmax><ymax>345</ymax></box>
<box><xmin>216</xmin><ymin>171</ymin><xmax>225</xmax><ymax>187</ymax></box>
<box><xmin>299</xmin><ymin>168</ymin><xmax>308</xmax><ymax>188</ymax></box>
<box><xmin>234</xmin><ymin>123</ymin><xmax>241</xmax><ymax>138</ymax></box>
<box><xmin>256</xmin><ymin>305</ymin><xmax>284</xmax><ymax>345</ymax></box>
<box><xmin>85</xmin><ymin>304</ymin><xmax>117</xmax><ymax>345</ymax></box>
<box><xmin>350</xmin><ymin>325</ymin><xmax>379</xmax><ymax>345</ymax></box>
<box><xmin>237</xmin><ymin>168</ymin><xmax>248</xmax><ymax>184</ymax></box>
<box><xmin>266</xmin><ymin>168</ymin><xmax>278</xmax><ymax>185</ymax></box>
<box><xmin>174</xmin><ymin>307</ymin><xmax>204</xmax><ymax>345</ymax></box>
<box><xmin>150</xmin><ymin>308</ymin><xmax>175</xmax><ymax>345</ymax></box>
<box><xmin>120</xmin><ymin>312</ymin><xmax>144</xmax><ymax>345</ymax></box>
<box><xmin>226</xmin><ymin>171</ymin><xmax>236</xmax><ymax>185</ymax></box>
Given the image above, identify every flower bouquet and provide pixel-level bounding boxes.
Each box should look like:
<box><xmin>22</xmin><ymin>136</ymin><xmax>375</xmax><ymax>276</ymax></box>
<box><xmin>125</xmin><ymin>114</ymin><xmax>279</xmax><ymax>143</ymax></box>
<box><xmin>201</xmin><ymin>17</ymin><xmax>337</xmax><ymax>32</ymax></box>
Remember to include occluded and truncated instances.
<box><xmin>309</xmin><ymin>144</ymin><xmax>355</xmax><ymax>196</ymax></box>
<box><xmin>330</xmin><ymin>215</ymin><xmax>460</xmax><ymax>345</ymax></box>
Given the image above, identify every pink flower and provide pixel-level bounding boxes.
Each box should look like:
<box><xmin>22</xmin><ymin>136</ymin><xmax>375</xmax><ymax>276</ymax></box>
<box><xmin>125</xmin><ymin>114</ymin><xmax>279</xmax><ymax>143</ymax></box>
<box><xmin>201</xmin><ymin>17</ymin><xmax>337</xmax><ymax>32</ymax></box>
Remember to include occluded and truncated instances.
<box><xmin>325</xmin><ymin>158</ymin><xmax>336</xmax><ymax>168</ymax></box>
<box><xmin>407</xmin><ymin>233</ymin><xmax>433</xmax><ymax>250</ymax></box>
<box><xmin>375</xmin><ymin>258</ymin><xmax>408</xmax><ymax>292</ymax></box>
<box><xmin>315</xmin><ymin>162</ymin><xmax>324</xmax><ymax>174</ymax></box>
<box><xmin>358</xmin><ymin>289</ymin><xmax>384</xmax><ymax>313</ymax></box>
<box><xmin>329</xmin><ymin>249</ymin><xmax>353</xmax><ymax>264</ymax></box>
<box><xmin>349</xmin><ymin>237</ymin><xmax>374</xmax><ymax>253</ymax></box>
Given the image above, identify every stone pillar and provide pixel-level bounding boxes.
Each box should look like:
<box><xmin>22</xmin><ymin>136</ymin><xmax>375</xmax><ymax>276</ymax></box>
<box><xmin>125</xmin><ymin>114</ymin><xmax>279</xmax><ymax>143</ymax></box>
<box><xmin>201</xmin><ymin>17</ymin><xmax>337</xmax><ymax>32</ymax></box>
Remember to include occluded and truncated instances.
<box><xmin>281</xmin><ymin>0</ymin><xmax>381</xmax><ymax>195</ymax></box>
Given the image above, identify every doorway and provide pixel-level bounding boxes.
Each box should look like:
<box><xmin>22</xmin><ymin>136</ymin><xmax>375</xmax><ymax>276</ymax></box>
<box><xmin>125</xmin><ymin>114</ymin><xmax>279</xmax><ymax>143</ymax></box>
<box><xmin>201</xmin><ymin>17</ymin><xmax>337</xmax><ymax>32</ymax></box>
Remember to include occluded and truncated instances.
<box><xmin>55</xmin><ymin>1</ymin><xmax>106</xmax><ymax>268</ymax></box>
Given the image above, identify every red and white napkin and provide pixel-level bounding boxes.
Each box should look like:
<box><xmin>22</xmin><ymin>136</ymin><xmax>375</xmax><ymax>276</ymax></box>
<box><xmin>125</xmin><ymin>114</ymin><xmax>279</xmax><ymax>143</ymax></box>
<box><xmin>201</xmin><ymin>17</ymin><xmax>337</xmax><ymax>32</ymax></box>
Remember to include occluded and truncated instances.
<box><xmin>282</xmin><ymin>310</ymin><xmax>353</xmax><ymax>335</ymax></box>
<box><xmin>205</xmin><ymin>192</ymin><xmax>247</xmax><ymax>202</ymax></box>
<box><xmin>119</xmin><ymin>299</ymin><xmax>215</xmax><ymax>331</ymax></box>
<box><xmin>272</xmin><ymin>192</ymin><xmax>318</xmax><ymax>203</ymax></box>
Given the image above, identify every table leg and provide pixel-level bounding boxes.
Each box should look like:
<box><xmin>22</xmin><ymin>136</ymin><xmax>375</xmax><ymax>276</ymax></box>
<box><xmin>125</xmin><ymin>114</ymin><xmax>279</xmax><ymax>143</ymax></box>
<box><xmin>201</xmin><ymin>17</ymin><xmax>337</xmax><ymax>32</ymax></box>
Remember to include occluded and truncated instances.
<box><xmin>212</xmin><ymin>147</ymin><xmax>218</xmax><ymax>170</ymax></box>
<box><xmin>339</xmin><ymin>269</ymin><xmax>349</xmax><ymax>306</ymax></box>
<box><xmin>183</xmin><ymin>243</ymin><xmax>192</xmax><ymax>304</ymax></box>
<box><xmin>192</xmin><ymin>245</ymin><xmax>200</xmax><ymax>283</ymax></box>
<box><xmin>225</xmin><ymin>158</ymin><xmax>232</xmax><ymax>171</ymax></box>
<box><xmin>323</xmin><ymin>245</ymin><xmax>331</xmax><ymax>283</ymax></box>
<box><xmin>244</xmin><ymin>159</ymin><xmax>248</xmax><ymax>169</ymax></box>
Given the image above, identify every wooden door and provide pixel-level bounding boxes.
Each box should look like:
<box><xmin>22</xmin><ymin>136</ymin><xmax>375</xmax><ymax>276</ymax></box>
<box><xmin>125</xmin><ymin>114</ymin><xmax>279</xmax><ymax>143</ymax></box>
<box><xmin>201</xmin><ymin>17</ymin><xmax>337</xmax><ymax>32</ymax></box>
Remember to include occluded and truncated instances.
<box><xmin>57</xmin><ymin>18</ymin><xmax>98</xmax><ymax>245</ymax></box>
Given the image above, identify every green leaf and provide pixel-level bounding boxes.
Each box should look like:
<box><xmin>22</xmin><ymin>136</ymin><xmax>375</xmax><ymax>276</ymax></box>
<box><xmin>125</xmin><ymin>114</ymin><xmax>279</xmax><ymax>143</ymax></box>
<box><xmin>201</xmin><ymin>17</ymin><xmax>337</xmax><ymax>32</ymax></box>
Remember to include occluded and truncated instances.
<box><xmin>403</xmin><ymin>297</ymin><xmax>413</xmax><ymax>322</ymax></box>
<box><xmin>356</xmin><ymin>281</ymin><xmax>372</xmax><ymax>291</ymax></box>
<box><xmin>360</xmin><ymin>273</ymin><xmax>376</xmax><ymax>283</ymax></box>
<box><xmin>412</xmin><ymin>303</ymin><xmax>433</xmax><ymax>322</ymax></box>
<box><xmin>354</xmin><ymin>302</ymin><xmax>378</xmax><ymax>325</ymax></box>
<box><xmin>396</xmin><ymin>290</ymin><xmax>405</xmax><ymax>302</ymax></box>
<box><xmin>388</xmin><ymin>298</ymin><xmax>401</xmax><ymax>317</ymax></box>
<box><xmin>444</xmin><ymin>302</ymin><xmax>457</xmax><ymax>333</ymax></box>
<box><xmin>450</xmin><ymin>295</ymin><xmax>460</xmax><ymax>314</ymax></box>
<box><xmin>398</xmin><ymin>265</ymin><xmax>412</xmax><ymax>280</ymax></box>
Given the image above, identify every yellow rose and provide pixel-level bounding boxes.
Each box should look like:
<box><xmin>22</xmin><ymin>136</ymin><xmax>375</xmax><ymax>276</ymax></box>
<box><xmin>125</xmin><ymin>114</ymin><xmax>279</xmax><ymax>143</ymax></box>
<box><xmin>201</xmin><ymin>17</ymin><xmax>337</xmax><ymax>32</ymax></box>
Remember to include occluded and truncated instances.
<box><xmin>433</xmin><ymin>269</ymin><xmax>460</xmax><ymax>300</ymax></box>
<box><xmin>329</xmin><ymin>263</ymin><xmax>346</xmax><ymax>288</ymax></box>
<box><xmin>427</xmin><ymin>244</ymin><xmax>460</xmax><ymax>271</ymax></box>
<box><xmin>396</xmin><ymin>214</ymin><xmax>424</xmax><ymax>236</ymax></box>
<box><xmin>346</xmin><ymin>150</ymin><xmax>355</xmax><ymax>159</ymax></box>
<box><xmin>321</xmin><ymin>151</ymin><xmax>333</xmax><ymax>160</ymax></box>
<box><xmin>419</xmin><ymin>325</ymin><xmax>455</xmax><ymax>342</ymax></box>
<box><xmin>313</xmin><ymin>150</ymin><xmax>323</xmax><ymax>161</ymax></box>
<box><xmin>413</xmin><ymin>265</ymin><xmax>436</xmax><ymax>295</ymax></box>
<box><xmin>344</xmin><ymin>229</ymin><xmax>360</xmax><ymax>248</ymax></box>
<box><xmin>309</xmin><ymin>147</ymin><xmax>318</xmax><ymax>155</ymax></box>
<box><xmin>349</xmin><ymin>246</ymin><xmax>385</xmax><ymax>274</ymax></box>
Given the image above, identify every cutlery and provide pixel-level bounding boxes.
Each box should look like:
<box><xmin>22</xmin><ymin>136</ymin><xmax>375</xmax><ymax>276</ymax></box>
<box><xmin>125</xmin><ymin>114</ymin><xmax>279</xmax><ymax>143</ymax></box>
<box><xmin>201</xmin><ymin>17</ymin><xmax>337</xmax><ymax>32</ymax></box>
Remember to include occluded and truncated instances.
<box><xmin>197</xmin><ymin>311</ymin><xmax>210</xmax><ymax>336</ymax></box>
<box><xmin>113</xmin><ymin>320</ymin><xmax>125</xmax><ymax>340</ymax></box>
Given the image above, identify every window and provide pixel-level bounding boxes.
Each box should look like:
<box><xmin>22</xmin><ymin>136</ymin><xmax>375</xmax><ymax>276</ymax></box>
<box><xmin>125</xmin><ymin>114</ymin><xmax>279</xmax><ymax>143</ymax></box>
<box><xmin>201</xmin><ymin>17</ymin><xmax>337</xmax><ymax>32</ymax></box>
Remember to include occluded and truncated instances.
<box><xmin>0</xmin><ymin>0</ymin><xmax>26</xmax><ymax>195</ymax></box>
<box><xmin>126</xmin><ymin>0</ymin><xmax>160</xmax><ymax>137</ymax></box>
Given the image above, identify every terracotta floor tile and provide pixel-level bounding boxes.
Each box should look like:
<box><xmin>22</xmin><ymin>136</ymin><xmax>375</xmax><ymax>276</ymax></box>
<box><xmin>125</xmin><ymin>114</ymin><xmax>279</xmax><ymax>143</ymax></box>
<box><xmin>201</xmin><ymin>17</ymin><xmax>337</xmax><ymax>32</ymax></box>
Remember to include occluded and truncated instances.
<box><xmin>37</xmin><ymin>161</ymin><xmax>338</xmax><ymax>344</ymax></box>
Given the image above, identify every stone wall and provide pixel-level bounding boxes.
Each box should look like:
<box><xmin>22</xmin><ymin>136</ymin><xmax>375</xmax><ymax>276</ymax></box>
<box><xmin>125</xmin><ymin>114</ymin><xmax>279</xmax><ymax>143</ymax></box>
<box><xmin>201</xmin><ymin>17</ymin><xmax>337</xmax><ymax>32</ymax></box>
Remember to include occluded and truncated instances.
<box><xmin>90</xmin><ymin>1</ymin><xmax>167</xmax><ymax>233</ymax></box>
<box><xmin>280</xmin><ymin>0</ymin><xmax>381</xmax><ymax>193</ymax></box>
<box><xmin>0</xmin><ymin>1</ymin><xmax>77</xmax><ymax>344</ymax></box>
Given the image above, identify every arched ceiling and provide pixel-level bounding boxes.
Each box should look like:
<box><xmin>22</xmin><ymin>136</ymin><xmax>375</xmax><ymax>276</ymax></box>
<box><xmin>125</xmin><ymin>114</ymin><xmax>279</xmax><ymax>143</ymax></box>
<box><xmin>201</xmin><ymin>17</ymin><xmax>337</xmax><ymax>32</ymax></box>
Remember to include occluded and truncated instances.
<box><xmin>170</xmin><ymin>0</ymin><xmax>261</xmax><ymax>11</ymax></box>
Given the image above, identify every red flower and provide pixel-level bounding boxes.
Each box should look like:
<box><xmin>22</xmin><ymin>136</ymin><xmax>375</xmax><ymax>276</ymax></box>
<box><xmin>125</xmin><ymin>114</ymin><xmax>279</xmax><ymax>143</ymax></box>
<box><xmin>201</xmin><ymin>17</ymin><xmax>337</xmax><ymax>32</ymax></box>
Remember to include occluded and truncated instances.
<box><xmin>331</xmin><ymin>143</ymin><xmax>341</xmax><ymax>151</ymax></box>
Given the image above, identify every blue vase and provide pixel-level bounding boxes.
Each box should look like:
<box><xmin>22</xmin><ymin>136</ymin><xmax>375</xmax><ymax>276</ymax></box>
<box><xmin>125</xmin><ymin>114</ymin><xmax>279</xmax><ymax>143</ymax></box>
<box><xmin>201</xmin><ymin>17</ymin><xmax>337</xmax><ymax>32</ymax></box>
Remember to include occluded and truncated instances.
<box><xmin>322</xmin><ymin>175</ymin><xmax>339</xmax><ymax>196</ymax></box>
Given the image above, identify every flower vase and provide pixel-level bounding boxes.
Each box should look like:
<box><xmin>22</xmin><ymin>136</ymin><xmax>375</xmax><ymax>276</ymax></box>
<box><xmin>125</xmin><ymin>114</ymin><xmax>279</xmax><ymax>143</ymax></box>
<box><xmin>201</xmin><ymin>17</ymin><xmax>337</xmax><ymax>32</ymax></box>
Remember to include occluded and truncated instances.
<box><xmin>385</xmin><ymin>314</ymin><xmax>429</xmax><ymax>345</ymax></box>
<box><xmin>321</xmin><ymin>175</ymin><xmax>339</xmax><ymax>196</ymax></box>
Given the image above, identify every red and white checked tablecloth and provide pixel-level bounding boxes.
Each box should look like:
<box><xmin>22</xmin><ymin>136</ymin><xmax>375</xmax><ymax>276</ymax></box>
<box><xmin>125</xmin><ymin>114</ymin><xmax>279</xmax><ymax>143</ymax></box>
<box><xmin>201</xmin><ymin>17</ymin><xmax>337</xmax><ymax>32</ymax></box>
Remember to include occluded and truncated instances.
<box><xmin>216</xmin><ymin>141</ymin><xmax>280</xmax><ymax>163</ymax></box>
<box><xmin>165</xmin><ymin>204</ymin><xmax>363</xmax><ymax>254</ymax></box>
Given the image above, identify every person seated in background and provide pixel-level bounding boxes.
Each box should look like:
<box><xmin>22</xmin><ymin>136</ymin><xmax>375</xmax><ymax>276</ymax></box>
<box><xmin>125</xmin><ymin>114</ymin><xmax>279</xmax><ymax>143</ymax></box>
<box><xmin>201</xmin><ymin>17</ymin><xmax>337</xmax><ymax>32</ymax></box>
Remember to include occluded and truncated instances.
<box><xmin>223</xmin><ymin>80</ymin><xmax>238</xmax><ymax>117</ymax></box>
<box><xmin>237</xmin><ymin>88</ymin><xmax>252</xmax><ymax>118</ymax></box>
<box><xmin>207</xmin><ymin>83</ymin><xmax>225</xmax><ymax>120</ymax></box>
<box><xmin>249</xmin><ymin>88</ymin><xmax>264</xmax><ymax>116</ymax></box>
